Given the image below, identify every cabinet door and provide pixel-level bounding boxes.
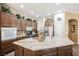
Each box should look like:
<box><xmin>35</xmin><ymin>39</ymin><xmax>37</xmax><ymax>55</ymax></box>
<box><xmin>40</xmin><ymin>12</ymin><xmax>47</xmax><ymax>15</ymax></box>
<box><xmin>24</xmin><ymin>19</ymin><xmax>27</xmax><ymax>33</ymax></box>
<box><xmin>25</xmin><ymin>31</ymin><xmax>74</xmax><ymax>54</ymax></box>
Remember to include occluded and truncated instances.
<box><xmin>58</xmin><ymin>45</ymin><xmax>72</xmax><ymax>56</ymax></box>
<box><xmin>1</xmin><ymin>13</ymin><xmax>9</xmax><ymax>26</ymax></box>
<box><xmin>9</xmin><ymin>15</ymin><xmax>16</xmax><ymax>27</ymax></box>
<box><xmin>65</xmin><ymin>49</ymin><xmax>72</xmax><ymax>56</ymax></box>
<box><xmin>21</xmin><ymin>20</ymin><xmax>26</xmax><ymax>30</ymax></box>
<box><xmin>58</xmin><ymin>50</ymin><xmax>65</xmax><ymax>56</ymax></box>
<box><xmin>16</xmin><ymin>20</ymin><xmax>21</xmax><ymax>30</ymax></box>
<box><xmin>32</xmin><ymin>22</ymin><xmax>37</xmax><ymax>31</ymax></box>
<box><xmin>26</xmin><ymin>20</ymin><xmax>32</xmax><ymax>27</ymax></box>
<box><xmin>34</xmin><ymin>22</ymin><xmax>37</xmax><ymax>30</ymax></box>
<box><xmin>32</xmin><ymin>22</ymin><xmax>34</xmax><ymax>30</ymax></box>
<box><xmin>15</xmin><ymin>45</ymin><xmax>23</xmax><ymax>56</ymax></box>
<box><xmin>1</xmin><ymin>12</ymin><xmax>16</xmax><ymax>27</ymax></box>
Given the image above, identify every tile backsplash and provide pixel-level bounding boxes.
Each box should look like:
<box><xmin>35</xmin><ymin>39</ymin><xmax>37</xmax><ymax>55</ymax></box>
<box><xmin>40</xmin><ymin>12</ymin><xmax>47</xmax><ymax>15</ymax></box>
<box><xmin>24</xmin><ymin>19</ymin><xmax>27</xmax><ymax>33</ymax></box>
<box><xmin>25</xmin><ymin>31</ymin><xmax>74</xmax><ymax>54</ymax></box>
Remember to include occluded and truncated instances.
<box><xmin>17</xmin><ymin>30</ymin><xmax>26</xmax><ymax>36</ymax></box>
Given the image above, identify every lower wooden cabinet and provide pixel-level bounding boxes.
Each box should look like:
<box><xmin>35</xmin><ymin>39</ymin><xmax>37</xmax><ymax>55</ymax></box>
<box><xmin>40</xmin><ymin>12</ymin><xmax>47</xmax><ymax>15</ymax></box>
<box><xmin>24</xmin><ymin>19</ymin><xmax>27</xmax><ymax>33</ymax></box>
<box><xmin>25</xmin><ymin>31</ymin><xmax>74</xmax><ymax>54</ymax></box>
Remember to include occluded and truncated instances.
<box><xmin>58</xmin><ymin>45</ymin><xmax>72</xmax><ymax>56</ymax></box>
<box><xmin>34</xmin><ymin>48</ymin><xmax>57</xmax><ymax>56</ymax></box>
<box><xmin>15</xmin><ymin>45</ymin><xmax>73</xmax><ymax>56</ymax></box>
<box><xmin>1</xmin><ymin>39</ymin><xmax>16</xmax><ymax>56</ymax></box>
<box><xmin>44</xmin><ymin>52</ymin><xmax>57</xmax><ymax>56</ymax></box>
<box><xmin>65</xmin><ymin>49</ymin><xmax>72</xmax><ymax>56</ymax></box>
<box><xmin>1</xmin><ymin>46</ymin><xmax>14</xmax><ymax>55</ymax></box>
<box><xmin>15</xmin><ymin>45</ymin><xmax>23</xmax><ymax>56</ymax></box>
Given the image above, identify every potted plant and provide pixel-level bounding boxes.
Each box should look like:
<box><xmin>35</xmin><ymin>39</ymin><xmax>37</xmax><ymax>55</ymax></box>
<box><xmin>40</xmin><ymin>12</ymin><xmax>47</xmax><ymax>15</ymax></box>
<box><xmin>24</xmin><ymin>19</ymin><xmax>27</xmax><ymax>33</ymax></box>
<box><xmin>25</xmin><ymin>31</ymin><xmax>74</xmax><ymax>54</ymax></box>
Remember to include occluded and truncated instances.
<box><xmin>0</xmin><ymin>6</ymin><xmax>11</xmax><ymax>14</ymax></box>
<box><xmin>16</xmin><ymin>14</ymin><xmax>21</xmax><ymax>19</ymax></box>
<box><xmin>33</xmin><ymin>20</ymin><xmax>36</xmax><ymax>22</ymax></box>
<box><xmin>26</xmin><ymin>18</ymin><xmax>32</xmax><ymax>21</ymax></box>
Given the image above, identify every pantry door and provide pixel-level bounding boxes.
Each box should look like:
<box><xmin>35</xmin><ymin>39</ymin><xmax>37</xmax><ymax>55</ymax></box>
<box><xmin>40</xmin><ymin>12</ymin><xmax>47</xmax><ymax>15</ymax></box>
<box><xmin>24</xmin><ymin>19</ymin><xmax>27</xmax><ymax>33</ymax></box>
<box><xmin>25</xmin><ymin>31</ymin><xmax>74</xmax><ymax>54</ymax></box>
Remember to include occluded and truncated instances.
<box><xmin>68</xmin><ymin>19</ymin><xmax>78</xmax><ymax>43</ymax></box>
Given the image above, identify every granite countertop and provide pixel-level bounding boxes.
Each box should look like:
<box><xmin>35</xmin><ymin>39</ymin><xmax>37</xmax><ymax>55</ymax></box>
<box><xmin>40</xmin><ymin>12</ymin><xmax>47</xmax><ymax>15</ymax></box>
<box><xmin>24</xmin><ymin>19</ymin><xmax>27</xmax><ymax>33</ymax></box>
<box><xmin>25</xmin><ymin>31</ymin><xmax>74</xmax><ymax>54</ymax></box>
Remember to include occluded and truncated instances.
<box><xmin>17</xmin><ymin>35</ymin><xmax>26</xmax><ymax>37</ymax></box>
<box><xmin>13</xmin><ymin>36</ymin><xmax>74</xmax><ymax>51</ymax></box>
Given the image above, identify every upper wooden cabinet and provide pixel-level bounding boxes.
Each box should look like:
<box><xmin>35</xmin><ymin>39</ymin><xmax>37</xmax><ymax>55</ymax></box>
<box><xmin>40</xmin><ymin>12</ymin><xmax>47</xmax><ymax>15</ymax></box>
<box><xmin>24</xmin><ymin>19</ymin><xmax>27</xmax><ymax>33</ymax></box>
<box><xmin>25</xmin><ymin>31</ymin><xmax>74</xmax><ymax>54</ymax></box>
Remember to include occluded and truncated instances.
<box><xmin>9</xmin><ymin>15</ymin><xmax>16</xmax><ymax>27</ymax></box>
<box><xmin>26</xmin><ymin>20</ymin><xmax>37</xmax><ymax>31</ymax></box>
<box><xmin>16</xmin><ymin>19</ymin><xmax>26</xmax><ymax>30</ymax></box>
<box><xmin>21</xmin><ymin>20</ymin><xmax>26</xmax><ymax>30</ymax></box>
<box><xmin>0</xmin><ymin>12</ymin><xmax>16</xmax><ymax>27</ymax></box>
<box><xmin>26</xmin><ymin>20</ymin><xmax>32</xmax><ymax>27</ymax></box>
<box><xmin>16</xmin><ymin>20</ymin><xmax>21</xmax><ymax>30</ymax></box>
<box><xmin>32</xmin><ymin>21</ymin><xmax>37</xmax><ymax>31</ymax></box>
<box><xmin>0</xmin><ymin>12</ymin><xmax>9</xmax><ymax>26</ymax></box>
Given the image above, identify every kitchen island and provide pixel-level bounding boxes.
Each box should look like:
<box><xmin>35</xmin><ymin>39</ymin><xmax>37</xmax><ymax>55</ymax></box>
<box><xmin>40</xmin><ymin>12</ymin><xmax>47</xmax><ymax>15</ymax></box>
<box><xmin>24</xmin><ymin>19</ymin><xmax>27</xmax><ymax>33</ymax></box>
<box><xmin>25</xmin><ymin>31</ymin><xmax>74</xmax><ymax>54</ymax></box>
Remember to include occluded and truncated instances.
<box><xmin>13</xmin><ymin>36</ymin><xmax>74</xmax><ymax>56</ymax></box>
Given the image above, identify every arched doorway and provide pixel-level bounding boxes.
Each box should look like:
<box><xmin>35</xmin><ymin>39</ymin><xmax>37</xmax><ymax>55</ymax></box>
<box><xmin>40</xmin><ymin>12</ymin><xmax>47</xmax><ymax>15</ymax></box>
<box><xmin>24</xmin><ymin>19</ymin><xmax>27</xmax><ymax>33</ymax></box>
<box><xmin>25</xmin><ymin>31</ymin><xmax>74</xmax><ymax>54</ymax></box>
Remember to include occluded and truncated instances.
<box><xmin>68</xmin><ymin>19</ymin><xmax>78</xmax><ymax>43</ymax></box>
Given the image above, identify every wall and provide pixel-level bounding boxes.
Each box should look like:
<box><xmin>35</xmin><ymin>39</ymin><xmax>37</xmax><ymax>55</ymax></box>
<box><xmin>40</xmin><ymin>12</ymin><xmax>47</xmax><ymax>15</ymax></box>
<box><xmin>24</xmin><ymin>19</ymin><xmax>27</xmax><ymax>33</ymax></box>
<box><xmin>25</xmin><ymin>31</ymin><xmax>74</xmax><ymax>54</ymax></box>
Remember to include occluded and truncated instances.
<box><xmin>54</xmin><ymin>13</ymin><xmax>65</xmax><ymax>37</ymax></box>
<box><xmin>65</xmin><ymin>12</ymin><xmax>79</xmax><ymax>44</ymax></box>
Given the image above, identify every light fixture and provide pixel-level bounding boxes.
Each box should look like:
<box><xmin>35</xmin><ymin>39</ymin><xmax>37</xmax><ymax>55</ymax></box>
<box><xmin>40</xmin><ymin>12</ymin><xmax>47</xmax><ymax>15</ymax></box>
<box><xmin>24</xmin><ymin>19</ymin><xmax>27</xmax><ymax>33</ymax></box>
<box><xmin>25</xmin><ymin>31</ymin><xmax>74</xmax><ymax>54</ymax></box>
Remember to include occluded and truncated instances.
<box><xmin>47</xmin><ymin>12</ymin><xmax>50</xmax><ymax>16</ymax></box>
<box><xmin>20</xmin><ymin>4</ymin><xmax>24</xmax><ymax>8</ymax></box>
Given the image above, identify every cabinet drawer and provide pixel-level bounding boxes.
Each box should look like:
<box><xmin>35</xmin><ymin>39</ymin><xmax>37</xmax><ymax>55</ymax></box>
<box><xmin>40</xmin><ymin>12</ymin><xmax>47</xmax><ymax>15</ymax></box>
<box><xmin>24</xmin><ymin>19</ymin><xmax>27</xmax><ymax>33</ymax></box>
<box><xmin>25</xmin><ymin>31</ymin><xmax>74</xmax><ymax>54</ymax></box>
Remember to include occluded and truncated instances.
<box><xmin>43</xmin><ymin>52</ymin><xmax>57</xmax><ymax>56</ymax></box>
<box><xmin>58</xmin><ymin>50</ymin><xmax>65</xmax><ymax>56</ymax></box>
<box><xmin>58</xmin><ymin>45</ymin><xmax>72</xmax><ymax>50</ymax></box>
<box><xmin>35</xmin><ymin>48</ymin><xmax>57</xmax><ymax>56</ymax></box>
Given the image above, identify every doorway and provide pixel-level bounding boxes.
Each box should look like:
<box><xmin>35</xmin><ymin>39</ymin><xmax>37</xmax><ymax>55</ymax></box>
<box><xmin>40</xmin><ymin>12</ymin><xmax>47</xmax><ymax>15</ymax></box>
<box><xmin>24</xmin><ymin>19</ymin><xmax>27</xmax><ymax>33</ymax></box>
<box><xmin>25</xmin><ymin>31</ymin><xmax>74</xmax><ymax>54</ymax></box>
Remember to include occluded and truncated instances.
<box><xmin>68</xmin><ymin>19</ymin><xmax>78</xmax><ymax>43</ymax></box>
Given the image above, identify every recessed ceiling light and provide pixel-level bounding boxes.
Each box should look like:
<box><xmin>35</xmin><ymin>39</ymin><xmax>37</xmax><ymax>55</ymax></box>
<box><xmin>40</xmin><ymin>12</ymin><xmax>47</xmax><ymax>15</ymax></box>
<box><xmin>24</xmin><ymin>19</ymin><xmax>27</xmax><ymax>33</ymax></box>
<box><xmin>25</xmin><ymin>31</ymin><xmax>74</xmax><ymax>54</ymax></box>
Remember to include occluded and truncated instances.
<box><xmin>47</xmin><ymin>12</ymin><xmax>50</xmax><ymax>15</ymax></box>
<box><xmin>20</xmin><ymin>4</ymin><xmax>24</xmax><ymax>8</ymax></box>
<box><xmin>30</xmin><ymin>11</ymin><xmax>34</xmax><ymax>15</ymax></box>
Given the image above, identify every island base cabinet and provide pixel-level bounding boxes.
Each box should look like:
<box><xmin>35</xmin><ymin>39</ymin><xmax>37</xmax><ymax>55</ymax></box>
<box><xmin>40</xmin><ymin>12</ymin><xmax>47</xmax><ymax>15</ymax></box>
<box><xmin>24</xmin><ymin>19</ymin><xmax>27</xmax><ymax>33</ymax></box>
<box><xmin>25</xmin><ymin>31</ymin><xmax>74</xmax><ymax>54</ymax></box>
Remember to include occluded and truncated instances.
<box><xmin>15</xmin><ymin>45</ymin><xmax>24</xmax><ymax>56</ymax></box>
<box><xmin>43</xmin><ymin>52</ymin><xmax>57</xmax><ymax>56</ymax></box>
<box><xmin>58</xmin><ymin>45</ymin><xmax>73</xmax><ymax>56</ymax></box>
<box><xmin>24</xmin><ymin>48</ymin><xmax>57</xmax><ymax>56</ymax></box>
<box><xmin>15</xmin><ymin>45</ymin><xmax>73</xmax><ymax>56</ymax></box>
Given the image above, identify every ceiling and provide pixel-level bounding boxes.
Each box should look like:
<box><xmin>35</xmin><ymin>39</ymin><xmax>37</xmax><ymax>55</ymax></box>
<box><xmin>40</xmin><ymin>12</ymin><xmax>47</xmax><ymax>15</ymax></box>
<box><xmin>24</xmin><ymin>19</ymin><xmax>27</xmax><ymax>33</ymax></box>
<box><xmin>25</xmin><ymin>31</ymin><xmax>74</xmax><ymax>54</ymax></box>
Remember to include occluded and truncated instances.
<box><xmin>6</xmin><ymin>3</ymin><xmax>79</xmax><ymax>18</ymax></box>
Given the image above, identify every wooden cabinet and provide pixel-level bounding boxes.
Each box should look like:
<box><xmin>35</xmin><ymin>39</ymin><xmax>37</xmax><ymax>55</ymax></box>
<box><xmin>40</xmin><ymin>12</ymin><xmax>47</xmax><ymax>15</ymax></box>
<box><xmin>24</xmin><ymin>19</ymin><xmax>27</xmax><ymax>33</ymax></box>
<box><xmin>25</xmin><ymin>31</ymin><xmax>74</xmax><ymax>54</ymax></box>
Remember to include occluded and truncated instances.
<box><xmin>1</xmin><ymin>12</ymin><xmax>9</xmax><ymax>26</ymax></box>
<box><xmin>15</xmin><ymin>45</ymin><xmax>23</xmax><ymax>56</ymax></box>
<box><xmin>1</xmin><ymin>39</ymin><xmax>16</xmax><ymax>55</ymax></box>
<box><xmin>34</xmin><ymin>48</ymin><xmax>57</xmax><ymax>56</ymax></box>
<box><xmin>15</xmin><ymin>44</ymin><xmax>73</xmax><ymax>56</ymax></box>
<box><xmin>16</xmin><ymin>20</ymin><xmax>26</xmax><ymax>30</ymax></box>
<box><xmin>58</xmin><ymin>45</ymin><xmax>72</xmax><ymax>56</ymax></box>
<box><xmin>16</xmin><ymin>20</ymin><xmax>21</xmax><ymax>30</ymax></box>
<box><xmin>0</xmin><ymin>12</ymin><xmax>16</xmax><ymax>27</ymax></box>
<box><xmin>9</xmin><ymin>15</ymin><xmax>16</xmax><ymax>27</ymax></box>
<box><xmin>21</xmin><ymin>20</ymin><xmax>26</xmax><ymax>30</ymax></box>
<box><xmin>26</xmin><ymin>20</ymin><xmax>32</xmax><ymax>27</ymax></box>
<box><xmin>32</xmin><ymin>21</ymin><xmax>37</xmax><ymax>31</ymax></box>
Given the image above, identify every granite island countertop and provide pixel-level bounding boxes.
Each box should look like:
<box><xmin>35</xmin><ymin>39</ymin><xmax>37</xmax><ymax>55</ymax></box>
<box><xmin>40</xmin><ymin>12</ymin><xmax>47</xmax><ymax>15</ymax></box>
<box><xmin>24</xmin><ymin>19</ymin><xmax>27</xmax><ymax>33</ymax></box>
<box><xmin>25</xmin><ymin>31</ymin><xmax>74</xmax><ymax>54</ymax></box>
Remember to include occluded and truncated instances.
<box><xmin>13</xmin><ymin>36</ymin><xmax>74</xmax><ymax>51</ymax></box>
